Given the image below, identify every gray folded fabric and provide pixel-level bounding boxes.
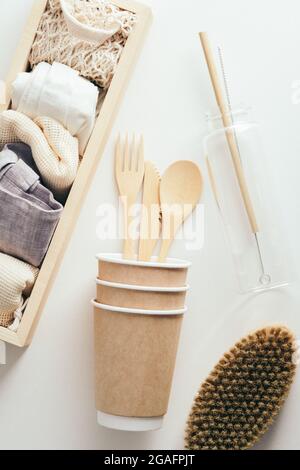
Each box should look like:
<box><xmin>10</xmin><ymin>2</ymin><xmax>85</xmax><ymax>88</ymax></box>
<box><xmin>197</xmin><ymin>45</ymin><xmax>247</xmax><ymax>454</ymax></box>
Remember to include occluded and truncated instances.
<box><xmin>0</xmin><ymin>146</ymin><xmax>63</xmax><ymax>267</ymax></box>
<box><xmin>6</xmin><ymin>142</ymin><xmax>40</xmax><ymax>175</ymax></box>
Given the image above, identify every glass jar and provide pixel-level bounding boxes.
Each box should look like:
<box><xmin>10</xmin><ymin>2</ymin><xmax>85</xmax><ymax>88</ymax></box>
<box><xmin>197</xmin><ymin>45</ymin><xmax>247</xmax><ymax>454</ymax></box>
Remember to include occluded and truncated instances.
<box><xmin>204</xmin><ymin>106</ymin><xmax>290</xmax><ymax>293</ymax></box>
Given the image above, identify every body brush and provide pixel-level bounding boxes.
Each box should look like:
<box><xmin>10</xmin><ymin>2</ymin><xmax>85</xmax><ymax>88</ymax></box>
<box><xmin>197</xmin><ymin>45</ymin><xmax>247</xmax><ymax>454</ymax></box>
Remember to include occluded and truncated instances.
<box><xmin>185</xmin><ymin>326</ymin><xmax>297</xmax><ymax>450</ymax></box>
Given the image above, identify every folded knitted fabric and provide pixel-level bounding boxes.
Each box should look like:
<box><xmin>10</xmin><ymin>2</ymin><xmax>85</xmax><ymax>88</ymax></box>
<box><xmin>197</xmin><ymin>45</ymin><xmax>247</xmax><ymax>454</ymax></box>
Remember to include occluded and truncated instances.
<box><xmin>0</xmin><ymin>252</ymin><xmax>39</xmax><ymax>329</ymax></box>
<box><xmin>0</xmin><ymin>110</ymin><xmax>79</xmax><ymax>200</ymax></box>
<box><xmin>61</xmin><ymin>0</ymin><xmax>122</xmax><ymax>45</ymax></box>
<box><xmin>12</xmin><ymin>62</ymin><xmax>99</xmax><ymax>155</ymax></box>
<box><xmin>0</xmin><ymin>146</ymin><xmax>63</xmax><ymax>267</ymax></box>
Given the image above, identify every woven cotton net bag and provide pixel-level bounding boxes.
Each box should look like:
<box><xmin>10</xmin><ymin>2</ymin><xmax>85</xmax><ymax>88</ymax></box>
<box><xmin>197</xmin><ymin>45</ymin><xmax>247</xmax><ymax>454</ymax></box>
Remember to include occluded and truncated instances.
<box><xmin>29</xmin><ymin>0</ymin><xmax>136</xmax><ymax>90</ymax></box>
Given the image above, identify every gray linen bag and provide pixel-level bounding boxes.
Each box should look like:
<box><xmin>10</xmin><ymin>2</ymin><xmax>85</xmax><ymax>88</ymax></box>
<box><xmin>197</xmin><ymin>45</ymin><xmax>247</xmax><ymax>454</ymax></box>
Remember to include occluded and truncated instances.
<box><xmin>0</xmin><ymin>146</ymin><xmax>63</xmax><ymax>267</ymax></box>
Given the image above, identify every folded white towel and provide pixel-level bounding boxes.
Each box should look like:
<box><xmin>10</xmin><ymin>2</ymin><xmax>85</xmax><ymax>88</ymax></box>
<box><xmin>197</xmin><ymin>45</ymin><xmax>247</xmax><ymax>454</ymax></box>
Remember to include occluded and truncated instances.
<box><xmin>12</xmin><ymin>62</ymin><xmax>99</xmax><ymax>156</ymax></box>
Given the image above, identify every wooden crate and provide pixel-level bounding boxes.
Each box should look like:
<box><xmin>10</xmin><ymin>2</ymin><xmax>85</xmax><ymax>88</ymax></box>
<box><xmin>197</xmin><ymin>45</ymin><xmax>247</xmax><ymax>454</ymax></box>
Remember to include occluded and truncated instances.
<box><xmin>0</xmin><ymin>0</ymin><xmax>152</xmax><ymax>347</ymax></box>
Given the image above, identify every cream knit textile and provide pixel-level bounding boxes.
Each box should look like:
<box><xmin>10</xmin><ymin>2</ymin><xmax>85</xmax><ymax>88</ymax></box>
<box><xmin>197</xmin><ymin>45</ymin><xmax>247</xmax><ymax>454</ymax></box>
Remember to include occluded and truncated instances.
<box><xmin>61</xmin><ymin>0</ymin><xmax>122</xmax><ymax>44</ymax></box>
<box><xmin>29</xmin><ymin>0</ymin><xmax>136</xmax><ymax>89</ymax></box>
<box><xmin>64</xmin><ymin>0</ymin><xmax>122</xmax><ymax>30</ymax></box>
<box><xmin>0</xmin><ymin>253</ymin><xmax>39</xmax><ymax>328</ymax></box>
<box><xmin>0</xmin><ymin>110</ymin><xmax>79</xmax><ymax>200</ymax></box>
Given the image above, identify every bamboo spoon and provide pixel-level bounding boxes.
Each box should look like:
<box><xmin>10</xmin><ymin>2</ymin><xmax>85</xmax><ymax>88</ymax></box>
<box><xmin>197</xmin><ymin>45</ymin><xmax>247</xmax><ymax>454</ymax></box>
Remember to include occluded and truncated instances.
<box><xmin>158</xmin><ymin>161</ymin><xmax>203</xmax><ymax>263</ymax></box>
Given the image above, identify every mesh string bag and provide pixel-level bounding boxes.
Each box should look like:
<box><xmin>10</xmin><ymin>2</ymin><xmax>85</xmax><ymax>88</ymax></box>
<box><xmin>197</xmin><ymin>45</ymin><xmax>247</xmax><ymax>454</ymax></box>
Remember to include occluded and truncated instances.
<box><xmin>29</xmin><ymin>0</ymin><xmax>136</xmax><ymax>90</ymax></box>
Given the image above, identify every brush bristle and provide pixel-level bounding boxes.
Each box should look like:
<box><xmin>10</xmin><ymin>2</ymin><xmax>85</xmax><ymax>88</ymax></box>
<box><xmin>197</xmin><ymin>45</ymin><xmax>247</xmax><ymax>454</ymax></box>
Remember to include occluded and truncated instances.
<box><xmin>185</xmin><ymin>326</ymin><xmax>297</xmax><ymax>450</ymax></box>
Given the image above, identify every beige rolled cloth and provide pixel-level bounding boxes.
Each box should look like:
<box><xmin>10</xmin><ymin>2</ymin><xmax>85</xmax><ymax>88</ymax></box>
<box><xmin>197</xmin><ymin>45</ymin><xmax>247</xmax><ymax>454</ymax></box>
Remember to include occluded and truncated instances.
<box><xmin>0</xmin><ymin>252</ymin><xmax>39</xmax><ymax>329</ymax></box>
<box><xmin>0</xmin><ymin>110</ymin><xmax>79</xmax><ymax>200</ymax></box>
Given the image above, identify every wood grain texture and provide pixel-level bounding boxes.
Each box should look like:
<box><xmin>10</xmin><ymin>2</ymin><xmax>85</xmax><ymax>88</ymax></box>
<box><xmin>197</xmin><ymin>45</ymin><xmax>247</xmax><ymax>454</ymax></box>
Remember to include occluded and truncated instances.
<box><xmin>139</xmin><ymin>161</ymin><xmax>161</xmax><ymax>262</ymax></box>
<box><xmin>115</xmin><ymin>135</ymin><xmax>145</xmax><ymax>260</ymax></box>
<box><xmin>159</xmin><ymin>161</ymin><xmax>203</xmax><ymax>262</ymax></box>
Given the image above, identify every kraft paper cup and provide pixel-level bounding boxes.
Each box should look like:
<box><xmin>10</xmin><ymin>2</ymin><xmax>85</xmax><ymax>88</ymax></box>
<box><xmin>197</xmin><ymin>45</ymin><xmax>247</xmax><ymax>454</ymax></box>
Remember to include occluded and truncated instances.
<box><xmin>97</xmin><ymin>253</ymin><xmax>191</xmax><ymax>288</ymax></box>
<box><xmin>92</xmin><ymin>300</ymin><xmax>187</xmax><ymax>432</ymax></box>
<box><xmin>96</xmin><ymin>279</ymin><xmax>189</xmax><ymax>311</ymax></box>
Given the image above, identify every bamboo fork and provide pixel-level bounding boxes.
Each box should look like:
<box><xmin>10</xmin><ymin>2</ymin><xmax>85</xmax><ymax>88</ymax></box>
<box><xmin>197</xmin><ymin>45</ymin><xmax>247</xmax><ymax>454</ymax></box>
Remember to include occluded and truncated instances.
<box><xmin>115</xmin><ymin>134</ymin><xmax>145</xmax><ymax>259</ymax></box>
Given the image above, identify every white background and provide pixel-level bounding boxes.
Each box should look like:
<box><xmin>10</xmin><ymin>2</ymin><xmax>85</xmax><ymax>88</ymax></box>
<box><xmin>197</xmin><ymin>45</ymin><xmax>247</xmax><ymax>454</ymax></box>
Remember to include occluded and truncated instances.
<box><xmin>0</xmin><ymin>0</ymin><xmax>300</xmax><ymax>450</ymax></box>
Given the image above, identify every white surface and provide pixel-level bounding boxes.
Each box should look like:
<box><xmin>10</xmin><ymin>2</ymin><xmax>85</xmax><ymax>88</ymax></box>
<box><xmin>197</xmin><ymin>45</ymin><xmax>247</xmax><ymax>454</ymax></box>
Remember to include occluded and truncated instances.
<box><xmin>0</xmin><ymin>0</ymin><xmax>300</xmax><ymax>450</ymax></box>
<box><xmin>96</xmin><ymin>279</ymin><xmax>190</xmax><ymax>292</ymax></box>
<box><xmin>92</xmin><ymin>299</ymin><xmax>187</xmax><ymax>315</ymax></box>
<box><xmin>96</xmin><ymin>252</ymin><xmax>191</xmax><ymax>268</ymax></box>
<box><xmin>97</xmin><ymin>412</ymin><xmax>163</xmax><ymax>432</ymax></box>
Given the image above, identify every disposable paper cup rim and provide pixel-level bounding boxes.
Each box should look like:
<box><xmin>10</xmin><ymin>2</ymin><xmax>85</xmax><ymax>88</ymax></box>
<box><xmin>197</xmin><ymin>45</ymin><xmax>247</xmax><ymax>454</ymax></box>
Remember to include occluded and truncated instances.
<box><xmin>92</xmin><ymin>299</ymin><xmax>187</xmax><ymax>316</ymax></box>
<box><xmin>96</xmin><ymin>278</ymin><xmax>190</xmax><ymax>292</ymax></box>
<box><xmin>97</xmin><ymin>411</ymin><xmax>163</xmax><ymax>432</ymax></box>
<box><xmin>96</xmin><ymin>253</ymin><xmax>191</xmax><ymax>269</ymax></box>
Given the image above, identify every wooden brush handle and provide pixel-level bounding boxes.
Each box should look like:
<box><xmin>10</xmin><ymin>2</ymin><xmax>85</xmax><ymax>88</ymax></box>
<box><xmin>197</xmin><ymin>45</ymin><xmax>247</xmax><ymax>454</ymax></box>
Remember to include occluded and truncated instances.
<box><xmin>199</xmin><ymin>32</ymin><xmax>259</xmax><ymax>234</ymax></box>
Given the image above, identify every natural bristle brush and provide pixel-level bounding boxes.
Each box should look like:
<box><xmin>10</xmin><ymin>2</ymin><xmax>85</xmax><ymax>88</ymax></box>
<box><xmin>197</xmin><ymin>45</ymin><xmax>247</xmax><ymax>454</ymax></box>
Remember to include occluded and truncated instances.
<box><xmin>185</xmin><ymin>326</ymin><xmax>297</xmax><ymax>450</ymax></box>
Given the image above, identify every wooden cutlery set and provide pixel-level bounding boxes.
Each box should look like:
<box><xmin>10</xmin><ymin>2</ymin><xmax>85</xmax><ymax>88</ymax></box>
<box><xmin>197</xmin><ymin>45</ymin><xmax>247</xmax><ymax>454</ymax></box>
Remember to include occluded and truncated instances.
<box><xmin>93</xmin><ymin>135</ymin><xmax>203</xmax><ymax>431</ymax></box>
<box><xmin>115</xmin><ymin>134</ymin><xmax>203</xmax><ymax>262</ymax></box>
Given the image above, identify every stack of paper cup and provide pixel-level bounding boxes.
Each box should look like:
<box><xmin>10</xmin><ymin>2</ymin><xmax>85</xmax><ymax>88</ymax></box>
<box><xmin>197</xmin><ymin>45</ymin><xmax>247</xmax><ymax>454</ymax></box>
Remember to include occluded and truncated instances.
<box><xmin>93</xmin><ymin>253</ymin><xmax>191</xmax><ymax>432</ymax></box>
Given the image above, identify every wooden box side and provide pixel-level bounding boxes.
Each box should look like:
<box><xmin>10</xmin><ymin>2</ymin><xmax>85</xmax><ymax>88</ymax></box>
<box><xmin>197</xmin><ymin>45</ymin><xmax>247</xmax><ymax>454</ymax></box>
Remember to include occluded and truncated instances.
<box><xmin>0</xmin><ymin>0</ymin><xmax>152</xmax><ymax>347</ymax></box>
<box><xmin>0</xmin><ymin>0</ymin><xmax>49</xmax><ymax>113</ymax></box>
